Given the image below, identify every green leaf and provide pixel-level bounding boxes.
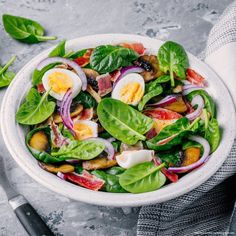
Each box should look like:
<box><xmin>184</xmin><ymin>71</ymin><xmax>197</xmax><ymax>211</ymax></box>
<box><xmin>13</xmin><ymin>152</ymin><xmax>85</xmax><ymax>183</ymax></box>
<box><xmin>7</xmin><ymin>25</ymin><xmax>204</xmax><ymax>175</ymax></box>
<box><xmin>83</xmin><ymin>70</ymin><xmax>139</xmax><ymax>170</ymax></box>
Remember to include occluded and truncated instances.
<box><xmin>49</xmin><ymin>40</ymin><xmax>66</xmax><ymax>57</ymax></box>
<box><xmin>0</xmin><ymin>55</ymin><xmax>16</xmax><ymax>88</ymax></box>
<box><xmin>138</xmin><ymin>85</ymin><xmax>163</xmax><ymax>111</ymax></box>
<box><xmin>187</xmin><ymin>90</ymin><xmax>216</xmax><ymax>118</ymax></box>
<box><xmin>97</xmin><ymin>98</ymin><xmax>154</xmax><ymax>145</ymax></box>
<box><xmin>119</xmin><ymin>162</ymin><xmax>166</xmax><ymax>193</ymax></box>
<box><xmin>146</xmin><ymin>76</ymin><xmax>170</xmax><ymax>92</ymax></box>
<box><xmin>157</xmin><ymin>41</ymin><xmax>189</xmax><ymax>87</ymax></box>
<box><xmin>32</xmin><ymin>63</ymin><xmax>58</xmax><ymax>85</ymax></box>
<box><xmin>74</xmin><ymin>91</ymin><xmax>97</xmax><ymax>108</ymax></box>
<box><xmin>158</xmin><ymin>149</ymin><xmax>182</xmax><ymax>166</ymax></box>
<box><xmin>92</xmin><ymin>170</ymin><xmax>127</xmax><ymax>193</ymax></box>
<box><xmin>90</xmin><ymin>45</ymin><xmax>139</xmax><ymax>73</ymax></box>
<box><xmin>106</xmin><ymin>166</ymin><xmax>126</xmax><ymax>175</ymax></box>
<box><xmin>68</xmin><ymin>49</ymin><xmax>87</xmax><ymax>59</ymax></box>
<box><xmin>146</xmin><ymin>117</ymin><xmax>200</xmax><ymax>151</ymax></box>
<box><xmin>51</xmin><ymin>140</ymin><xmax>105</xmax><ymax>160</ymax></box>
<box><xmin>205</xmin><ymin>118</ymin><xmax>220</xmax><ymax>152</ymax></box>
<box><xmin>16</xmin><ymin>88</ymin><xmax>56</xmax><ymax>125</ymax></box>
<box><xmin>2</xmin><ymin>14</ymin><xmax>57</xmax><ymax>44</ymax></box>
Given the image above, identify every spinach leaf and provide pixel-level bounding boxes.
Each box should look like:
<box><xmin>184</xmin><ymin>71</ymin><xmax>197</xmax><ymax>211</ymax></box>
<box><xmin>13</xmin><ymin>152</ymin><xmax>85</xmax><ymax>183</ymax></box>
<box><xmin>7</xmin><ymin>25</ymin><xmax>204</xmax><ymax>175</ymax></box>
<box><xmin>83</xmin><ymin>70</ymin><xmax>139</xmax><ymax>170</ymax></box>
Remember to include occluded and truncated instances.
<box><xmin>157</xmin><ymin>41</ymin><xmax>189</xmax><ymax>87</ymax></box>
<box><xmin>205</xmin><ymin>118</ymin><xmax>220</xmax><ymax>152</ymax></box>
<box><xmin>138</xmin><ymin>85</ymin><xmax>163</xmax><ymax>111</ymax></box>
<box><xmin>146</xmin><ymin>117</ymin><xmax>200</xmax><ymax>151</ymax></box>
<box><xmin>92</xmin><ymin>170</ymin><xmax>127</xmax><ymax>193</ymax></box>
<box><xmin>158</xmin><ymin>149</ymin><xmax>182</xmax><ymax>166</ymax></box>
<box><xmin>90</xmin><ymin>45</ymin><xmax>139</xmax><ymax>73</ymax></box>
<box><xmin>2</xmin><ymin>14</ymin><xmax>56</xmax><ymax>44</ymax></box>
<box><xmin>74</xmin><ymin>91</ymin><xmax>97</xmax><ymax>108</ymax></box>
<box><xmin>182</xmin><ymin>140</ymin><xmax>203</xmax><ymax>151</ymax></box>
<box><xmin>49</xmin><ymin>40</ymin><xmax>66</xmax><ymax>57</ymax></box>
<box><xmin>106</xmin><ymin>166</ymin><xmax>126</xmax><ymax>175</ymax></box>
<box><xmin>119</xmin><ymin>162</ymin><xmax>166</xmax><ymax>193</ymax></box>
<box><xmin>68</xmin><ymin>49</ymin><xmax>87</xmax><ymax>59</ymax></box>
<box><xmin>0</xmin><ymin>56</ymin><xmax>16</xmax><ymax>88</ymax></box>
<box><xmin>187</xmin><ymin>90</ymin><xmax>216</xmax><ymax>118</ymax></box>
<box><xmin>51</xmin><ymin>140</ymin><xmax>105</xmax><ymax>160</ymax></box>
<box><xmin>145</xmin><ymin>75</ymin><xmax>170</xmax><ymax>92</ymax></box>
<box><xmin>16</xmin><ymin>88</ymin><xmax>56</xmax><ymax>125</ymax></box>
<box><xmin>97</xmin><ymin>98</ymin><xmax>154</xmax><ymax>145</ymax></box>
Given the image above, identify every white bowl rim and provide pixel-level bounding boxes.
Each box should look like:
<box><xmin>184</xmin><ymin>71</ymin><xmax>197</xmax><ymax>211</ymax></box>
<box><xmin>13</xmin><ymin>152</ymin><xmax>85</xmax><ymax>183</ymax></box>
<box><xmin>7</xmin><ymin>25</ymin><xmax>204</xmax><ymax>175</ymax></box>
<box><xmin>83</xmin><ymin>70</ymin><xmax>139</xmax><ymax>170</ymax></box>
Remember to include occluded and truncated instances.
<box><xmin>1</xmin><ymin>33</ymin><xmax>235</xmax><ymax>207</ymax></box>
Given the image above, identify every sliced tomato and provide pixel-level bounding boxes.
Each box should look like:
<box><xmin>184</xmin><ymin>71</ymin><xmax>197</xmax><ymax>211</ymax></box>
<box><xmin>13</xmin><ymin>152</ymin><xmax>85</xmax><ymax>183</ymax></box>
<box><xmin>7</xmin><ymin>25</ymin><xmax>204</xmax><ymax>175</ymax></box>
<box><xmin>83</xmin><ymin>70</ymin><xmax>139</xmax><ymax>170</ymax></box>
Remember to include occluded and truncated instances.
<box><xmin>186</xmin><ymin>68</ymin><xmax>206</xmax><ymax>87</ymax></box>
<box><xmin>74</xmin><ymin>49</ymin><xmax>93</xmax><ymax>67</ymax></box>
<box><xmin>144</xmin><ymin>108</ymin><xmax>182</xmax><ymax>120</ymax></box>
<box><xmin>37</xmin><ymin>83</ymin><xmax>46</xmax><ymax>93</ymax></box>
<box><xmin>64</xmin><ymin>171</ymin><xmax>105</xmax><ymax>191</ymax></box>
<box><xmin>120</xmin><ymin>43</ymin><xmax>145</xmax><ymax>55</ymax></box>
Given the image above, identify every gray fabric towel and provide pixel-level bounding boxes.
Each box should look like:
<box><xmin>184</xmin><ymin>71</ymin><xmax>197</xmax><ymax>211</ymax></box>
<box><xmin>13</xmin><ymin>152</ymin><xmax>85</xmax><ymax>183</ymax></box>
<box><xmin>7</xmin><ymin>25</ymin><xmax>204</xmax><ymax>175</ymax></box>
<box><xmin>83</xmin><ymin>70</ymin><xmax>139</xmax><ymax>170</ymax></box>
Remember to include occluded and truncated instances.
<box><xmin>137</xmin><ymin>2</ymin><xmax>236</xmax><ymax>235</ymax></box>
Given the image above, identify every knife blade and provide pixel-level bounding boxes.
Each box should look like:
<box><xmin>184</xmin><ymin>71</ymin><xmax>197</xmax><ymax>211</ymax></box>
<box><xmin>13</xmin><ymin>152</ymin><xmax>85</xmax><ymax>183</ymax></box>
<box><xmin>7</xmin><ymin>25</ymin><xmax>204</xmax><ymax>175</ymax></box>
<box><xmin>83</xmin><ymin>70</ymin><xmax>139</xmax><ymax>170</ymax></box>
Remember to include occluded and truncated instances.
<box><xmin>0</xmin><ymin>156</ymin><xmax>54</xmax><ymax>236</ymax></box>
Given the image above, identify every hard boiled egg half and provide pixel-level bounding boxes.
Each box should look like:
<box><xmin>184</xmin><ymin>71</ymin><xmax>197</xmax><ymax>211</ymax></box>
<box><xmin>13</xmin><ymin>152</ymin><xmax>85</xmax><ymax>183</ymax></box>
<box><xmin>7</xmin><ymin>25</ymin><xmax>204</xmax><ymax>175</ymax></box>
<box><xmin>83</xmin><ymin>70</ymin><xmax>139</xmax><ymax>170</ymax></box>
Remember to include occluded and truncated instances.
<box><xmin>73</xmin><ymin>120</ymin><xmax>98</xmax><ymax>140</ymax></box>
<box><xmin>112</xmin><ymin>73</ymin><xmax>145</xmax><ymax>105</ymax></box>
<box><xmin>42</xmin><ymin>68</ymin><xmax>82</xmax><ymax>101</ymax></box>
<box><xmin>116</xmin><ymin>150</ymin><xmax>154</xmax><ymax>169</ymax></box>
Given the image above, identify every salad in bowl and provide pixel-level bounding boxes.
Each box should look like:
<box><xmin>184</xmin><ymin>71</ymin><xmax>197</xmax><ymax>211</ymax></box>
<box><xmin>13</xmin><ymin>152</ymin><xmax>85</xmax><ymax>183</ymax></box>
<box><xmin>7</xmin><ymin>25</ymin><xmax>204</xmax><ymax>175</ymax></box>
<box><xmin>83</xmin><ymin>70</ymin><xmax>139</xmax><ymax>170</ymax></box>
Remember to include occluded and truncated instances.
<box><xmin>15</xmin><ymin>39</ymin><xmax>220</xmax><ymax>194</ymax></box>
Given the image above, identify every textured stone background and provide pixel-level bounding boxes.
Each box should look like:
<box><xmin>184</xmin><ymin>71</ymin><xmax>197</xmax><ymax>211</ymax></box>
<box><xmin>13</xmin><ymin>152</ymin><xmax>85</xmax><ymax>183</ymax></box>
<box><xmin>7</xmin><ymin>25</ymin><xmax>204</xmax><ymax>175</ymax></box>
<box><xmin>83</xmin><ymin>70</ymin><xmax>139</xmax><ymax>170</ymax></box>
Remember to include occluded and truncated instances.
<box><xmin>0</xmin><ymin>0</ymin><xmax>233</xmax><ymax>235</ymax></box>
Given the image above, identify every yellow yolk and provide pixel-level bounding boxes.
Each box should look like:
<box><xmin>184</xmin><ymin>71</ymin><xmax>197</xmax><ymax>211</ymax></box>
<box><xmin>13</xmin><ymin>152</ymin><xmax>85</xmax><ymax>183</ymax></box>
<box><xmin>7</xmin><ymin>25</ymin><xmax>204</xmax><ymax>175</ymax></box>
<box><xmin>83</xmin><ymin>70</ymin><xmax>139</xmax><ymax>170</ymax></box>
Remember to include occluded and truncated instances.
<box><xmin>73</xmin><ymin>123</ymin><xmax>93</xmax><ymax>140</ymax></box>
<box><xmin>120</xmin><ymin>82</ymin><xmax>144</xmax><ymax>104</ymax></box>
<box><xmin>48</xmin><ymin>71</ymin><xmax>73</xmax><ymax>94</ymax></box>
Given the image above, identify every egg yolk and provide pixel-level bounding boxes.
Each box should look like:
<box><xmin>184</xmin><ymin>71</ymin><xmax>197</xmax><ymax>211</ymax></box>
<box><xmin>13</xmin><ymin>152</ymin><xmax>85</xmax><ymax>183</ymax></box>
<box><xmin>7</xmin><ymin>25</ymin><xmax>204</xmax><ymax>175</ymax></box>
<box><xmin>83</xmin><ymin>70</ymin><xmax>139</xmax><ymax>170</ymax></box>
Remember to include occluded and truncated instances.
<box><xmin>48</xmin><ymin>71</ymin><xmax>73</xmax><ymax>94</ymax></box>
<box><xmin>120</xmin><ymin>82</ymin><xmax>144</xmax><ymax>104</ymax></box>
<box><xmin>73</xmin><ymin>123</ymin><xmax>93</xmax><ymax>140</ymax></box>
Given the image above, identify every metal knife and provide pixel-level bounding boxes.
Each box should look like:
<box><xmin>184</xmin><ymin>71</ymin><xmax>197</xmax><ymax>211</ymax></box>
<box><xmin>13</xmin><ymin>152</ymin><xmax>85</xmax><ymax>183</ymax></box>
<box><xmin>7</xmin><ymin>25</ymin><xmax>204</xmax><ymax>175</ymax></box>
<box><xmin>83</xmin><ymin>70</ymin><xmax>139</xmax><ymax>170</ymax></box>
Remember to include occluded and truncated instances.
<box><xmin>0</xmin><ymin>156</ymin><xmax>54</xmax><ymax>236</ymax></box>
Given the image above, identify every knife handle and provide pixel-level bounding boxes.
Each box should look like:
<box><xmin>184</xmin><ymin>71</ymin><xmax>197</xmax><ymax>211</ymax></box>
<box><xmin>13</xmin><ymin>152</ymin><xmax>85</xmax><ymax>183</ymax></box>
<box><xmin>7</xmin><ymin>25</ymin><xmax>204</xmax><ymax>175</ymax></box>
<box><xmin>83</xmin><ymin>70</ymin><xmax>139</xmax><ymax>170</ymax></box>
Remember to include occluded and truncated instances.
<box><xmin>9</xmin><ymin>195</ymin><xmax>54</xmax><ymax>236</ymax></box>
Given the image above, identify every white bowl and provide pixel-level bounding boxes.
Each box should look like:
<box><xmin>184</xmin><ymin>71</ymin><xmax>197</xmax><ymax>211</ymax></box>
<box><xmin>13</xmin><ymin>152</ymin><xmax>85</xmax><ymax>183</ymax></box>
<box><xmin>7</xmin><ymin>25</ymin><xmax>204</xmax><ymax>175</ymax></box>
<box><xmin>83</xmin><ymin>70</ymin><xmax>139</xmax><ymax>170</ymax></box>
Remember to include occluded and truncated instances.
<box><xmin>1</xmin><ymin>34</ymin><xmax>235</xmax><ymax>207</ymax></box>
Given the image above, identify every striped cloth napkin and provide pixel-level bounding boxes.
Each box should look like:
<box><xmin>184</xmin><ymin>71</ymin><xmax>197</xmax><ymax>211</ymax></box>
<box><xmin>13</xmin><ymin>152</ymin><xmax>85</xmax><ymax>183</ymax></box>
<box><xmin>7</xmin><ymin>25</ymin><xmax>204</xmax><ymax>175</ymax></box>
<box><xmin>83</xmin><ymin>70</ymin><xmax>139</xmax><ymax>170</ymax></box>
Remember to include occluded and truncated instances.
<box><xmin>137</xmin><ymin>1</ymin><xmax>236</xmax><ymax>235</ymax></box>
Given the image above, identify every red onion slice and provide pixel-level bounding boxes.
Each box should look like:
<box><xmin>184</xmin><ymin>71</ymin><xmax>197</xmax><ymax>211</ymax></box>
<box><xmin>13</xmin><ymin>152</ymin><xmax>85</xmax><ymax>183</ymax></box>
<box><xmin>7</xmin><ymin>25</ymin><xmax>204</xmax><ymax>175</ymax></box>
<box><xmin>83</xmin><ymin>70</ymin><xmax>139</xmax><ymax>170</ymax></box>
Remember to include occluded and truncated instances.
<box><xmin>186</xmin><ymin>95</ymin><xmax>204</xmax><ymax>121</ymax></box>
<box><xmin>168</xmin><ymin>135</ymin><xmax>210</xmax><ymax>173</ymax></box>
<box><xmin>59</xmin><ymin>89</ymin><xmax>75</xmax><ymax>136</ymax></box>
<box><xmin>148</xmin><ymin>95</ymin><xmax>178</xmax><ymax>107</ymax></box>
<box><xmin>88</xmin><ymin>137</ymin><xmax>115</xmax><ymax>160</ymax></box>
<box><xmin>113</xmin><ymin>65</ymin><xmax>144</xmax><ymax>88</ymax></box>
<box><xmin>37</xmin><ymin>57</ymin><xmax>87</xmax><ymax>91</ymax></box>
<box><xmin>182</xmin><ymin>84</ymin><xmax>204</xmax><ymax>95</ymax></box>
<box><xmin>153</xmin><ymin>156</ymin><xmax>179</xmax><ymax>182</ymax></box>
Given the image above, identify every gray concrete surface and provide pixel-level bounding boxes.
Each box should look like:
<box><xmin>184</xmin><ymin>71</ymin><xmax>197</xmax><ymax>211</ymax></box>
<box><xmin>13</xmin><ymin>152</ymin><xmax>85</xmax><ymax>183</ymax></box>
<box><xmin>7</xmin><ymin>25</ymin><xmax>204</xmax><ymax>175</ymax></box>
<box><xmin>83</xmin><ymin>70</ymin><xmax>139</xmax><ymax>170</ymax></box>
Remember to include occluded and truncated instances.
<box><xmin>0</xmin><ymin>0</ymin><xmax>233</xmax><ymax>235</ymax></box>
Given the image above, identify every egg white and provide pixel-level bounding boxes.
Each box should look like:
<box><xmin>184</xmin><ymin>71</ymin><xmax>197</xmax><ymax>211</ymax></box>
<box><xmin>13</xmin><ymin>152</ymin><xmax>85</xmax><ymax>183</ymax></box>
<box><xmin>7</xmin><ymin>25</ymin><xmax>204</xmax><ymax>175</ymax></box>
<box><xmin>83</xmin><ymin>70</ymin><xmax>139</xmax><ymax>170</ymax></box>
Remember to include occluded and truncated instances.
<box><xmin>112</xmin><ymin>73</ymin><xmax>145</xmax><ymax>105</ymax></box>
<box><xmin>116</xmin><ymin>150</ymin><xmax>154</xmax><ymax>169</ymax></box>
<box><xmin>42</xmin><ymin>68</ymin><xmax>82</xmax><ymax>101</ymax></box>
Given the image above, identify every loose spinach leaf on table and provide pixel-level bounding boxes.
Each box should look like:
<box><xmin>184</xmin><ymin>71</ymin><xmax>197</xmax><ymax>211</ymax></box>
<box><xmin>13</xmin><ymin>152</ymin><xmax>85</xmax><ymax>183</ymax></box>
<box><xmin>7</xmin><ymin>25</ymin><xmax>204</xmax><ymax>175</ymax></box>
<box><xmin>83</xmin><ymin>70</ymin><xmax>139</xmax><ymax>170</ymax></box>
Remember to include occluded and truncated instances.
<box><xmin>90</xmin><ymin>45</ymin><xmax>139</xmax><ymax>73</ymax></box>
<box><xmin>205</xmin><ymin>118</ymin><xmax>220</xmax><ymax>153</ymax></box>
<box><xmin>157</xmin><ymin>41</ymin><xmax>189</xmax><ymax>87</ymax></box>
<box><xmin>187</xmin><ymin>90</ymin><xmax>216</xmax><ymax>118</ymax></box>
<box><xmin>0</xmin><ymin>56</ymin><xmax>16</xmax><ymax>88</ymax></box>
<box><xmin>146</xmin><ymin>117</ymin><xmax>200</xmax><ymax>151</ymax></box>
<box><xmin>51</xmin><ymin>140</ymin><xmax>105</xmax><ymax>160</ymax></box>
<box><xmin>119</xmin><ymin>162</ymin><xmax>166</xmax><ymax>193</ymax></box>
<box><xmin>2</xmin><ymin>14</ymin><xmax>57</xmax><ymax>44</ymax></box>
<box><xmin>97</xmin><ymin>98</ymin><xmax>154</xmax><ymax>145</ymax></box>
<box><xmin>16</xmin><ymin>88</ymin><xmax>56</xmax><ymax>125</ymax></box>
<box><xmin>92</xmin><ymin>169</ymin><xmax>127</xmax><ymax>193</ymax></box>
<box><xmin>138</xmin><ymin>85</ymin><xmax>163</xmax><ymax>111</ymax></box>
